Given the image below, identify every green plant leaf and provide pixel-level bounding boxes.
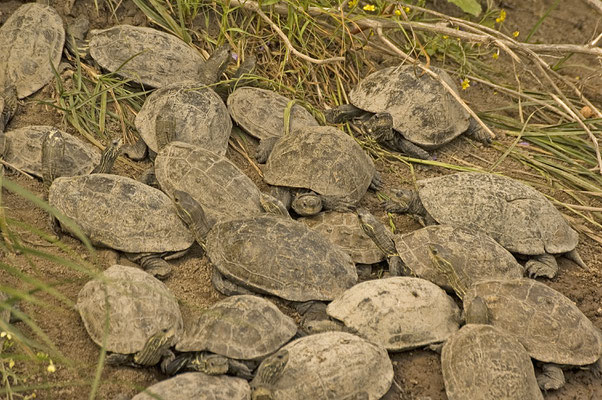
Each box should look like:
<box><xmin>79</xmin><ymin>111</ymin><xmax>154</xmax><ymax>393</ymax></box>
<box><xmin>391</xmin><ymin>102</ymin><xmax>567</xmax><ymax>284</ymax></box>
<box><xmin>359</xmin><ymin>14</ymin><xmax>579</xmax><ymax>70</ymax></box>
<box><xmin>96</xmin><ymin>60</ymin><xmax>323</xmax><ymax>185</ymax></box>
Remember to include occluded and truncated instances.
<box><xmin>447</xmin><ymin>0</ymin><xmax>482</xmax><ymax>16</ymax></box>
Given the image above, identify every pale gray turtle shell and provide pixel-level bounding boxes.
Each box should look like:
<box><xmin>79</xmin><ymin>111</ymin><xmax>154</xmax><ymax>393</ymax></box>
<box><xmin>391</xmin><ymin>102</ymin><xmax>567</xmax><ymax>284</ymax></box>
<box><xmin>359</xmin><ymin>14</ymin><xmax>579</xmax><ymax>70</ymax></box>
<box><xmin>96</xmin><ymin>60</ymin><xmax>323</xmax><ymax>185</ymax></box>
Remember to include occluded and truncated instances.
<box><xmin>132</xmin><ymin>372</ymin><xmax>250</xmax><ymax>400</ymax></box>
<box><xmin>76</xmin><ymin>265</ymin><xmax>184</xmax><ymax>355</ymax></box>
<box><xmin>227</xmin><ymin>87</ymin><xmax>318</xmax><ymax>140</ymax></box>
<box><xmin>264</xmin><ymin>126</ymin><xmax>375</xmax><ymax>207</ymax></box>
<box><xmin>207</xmin><ymin>214</ymin><xmax>357</xmax><ymax>302</ymax></box>
<box><xmin>155</xmin><ymin>141</ymin><xmax>264</xmax><ymax>227</ymax></box>
<box><xmin>176</xmin><ymin>295</ymin><xmax>297</xmax><ymax>360</ymax></box>
<box><xmin>48</xmin><ymin>174</ymin><xmax>194</xmax><ymax>253</ymax></box>
<box><xmin>395</xmin><ymin>224</ymin><xmax>524</xmax><ymax>293</ymax></box>
<box><xmin>2</xmin><ymin>126</ymin><xmax>101</xmax><ymax>178</ymax></box>
<box><xmin>89</xmin><ymin>25</ymin><xmax>205</xmax><ymax>88</ymax></box>
<box><xmin>349</xmin><ymin>65</ymin><xmax>470</xmax><ymax>149</ymax></box>
<box><xmin>442</xmin><ymin>324</ymin><xmax>544</xmax><ymax>400</ymax></box>
<box><xmin>417</xmin><ymin>172</ymin><xmax>579</xmax><ymax>255</ymax></box>
<box><xmin>136</xmin><ymin>81</ymin><xmax>232</xmax><ymax>154</ymax></box>
<box><xmin>0</xmin><ymin>3</ymin><xmax>65</xmax><ymax>99</ymax></box>
<box><xmin>254</xmin><ymin>332</ymin><xmax>393</xmax><ymax>400</ymax></box>
<box><xmin>463</xmin><ymin>278</ymin><xmax>602</xmax><ymax>366</ymax></box>
<box><xmin>299</xmin><ymin>211</ymin><xmax>385</xmax><ymax>264</ymax></box>
<box><xmin>327</xmin><ymin>277</ymin><xmax>461</xmax><ymax>351</ymax></box>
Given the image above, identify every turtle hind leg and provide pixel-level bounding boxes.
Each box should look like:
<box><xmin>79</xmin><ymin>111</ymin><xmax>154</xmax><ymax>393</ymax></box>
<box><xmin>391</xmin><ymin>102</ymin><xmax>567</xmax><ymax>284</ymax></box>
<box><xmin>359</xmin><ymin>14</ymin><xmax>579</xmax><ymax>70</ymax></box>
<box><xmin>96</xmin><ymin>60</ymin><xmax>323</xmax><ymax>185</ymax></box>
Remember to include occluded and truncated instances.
<box><xmin>525</xmin><ymin>254</ymin><xmax>558</xmax><ymax>279</ymax></box>
<box><xmin>536</xmin><ymin>363</ymin><xmax>565</xmax><ymax>390</ymax></box>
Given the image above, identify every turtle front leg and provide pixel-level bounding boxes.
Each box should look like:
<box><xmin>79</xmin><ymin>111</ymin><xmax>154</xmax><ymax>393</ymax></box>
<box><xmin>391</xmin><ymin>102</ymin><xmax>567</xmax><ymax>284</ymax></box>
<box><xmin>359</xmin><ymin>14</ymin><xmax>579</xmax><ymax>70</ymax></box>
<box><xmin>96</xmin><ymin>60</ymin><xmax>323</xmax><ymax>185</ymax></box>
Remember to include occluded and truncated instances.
<box><xmin>464</xmin><ymin>117</ymin><xmax>493</xmax><ymax>145</ymax></box>
<box><xmin>536</xmin><ymin>363</ymin><xmax>565</xmax><ymax>390</ymax></box>
<box><xmin>388</xmin><ymin>136</ymin><xmax>431</xmax><ymax>160</ymax></box>
<box><xmin>127</xmin><ymin>253</ymin><xmax>172</xmax><ymax>280</ymax></box>
<box><xmin>525</xmin><ymin>254</ymin><xmax>558</xmax><ymax>279</ymax></box>
<box><xmin>324</xmin><ymin>104</ymin><xmax>365</xmax><ymax>124</ymax></box>
<box><xmin>211</xmin><ymin>268</ymin><xmax>256</xmax><ymax>296</ymax></box>
<box><xmin>255</xmin><ymin>137</ymin><xmax>280</xmax><ymax>163</ymax></box>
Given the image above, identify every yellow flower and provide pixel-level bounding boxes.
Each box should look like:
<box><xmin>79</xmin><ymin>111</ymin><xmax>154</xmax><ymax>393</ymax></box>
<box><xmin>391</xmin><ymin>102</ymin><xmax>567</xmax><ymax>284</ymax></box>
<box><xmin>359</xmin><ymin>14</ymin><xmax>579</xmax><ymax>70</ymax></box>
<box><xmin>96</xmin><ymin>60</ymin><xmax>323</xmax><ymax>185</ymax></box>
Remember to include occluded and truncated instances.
<box><xmin>495</xmin><ymin>9</ymin><xmax>506</xmax><ymax>23</ymax></box>
<box><xmin>513</xmin><ymin>31</ymin><xmax>520</xmax><ymax>37</ymax></box>
<box><xmin>47</xmin><ymin>362</ymin><xmax>56</xmax><ymax>373</ymax></box>
<box><xmin>442</xmin><ymin>35</ymin><xmax>449</xmax><ymax>39</ymax></box>
<box><xmin>404</xmin><ymin>6</ymin><xmax>410</xmax><ymax>13</ymax></box>
<box><xmin>492</xmin><ymin>51</ymin><xmax>499</xmax><ymax>59</ymax></box>
<box><xmin>461</xmin><ymin>78</ymin><xmax>470</xmax><ymax>90</ymax></box>
<box><xmin>363</xmin><ymin>4</ymin><xmax>376</xmax><ymax>12</ymax></box>
<box><xmin>1</xmin><ymin>331</ymin><xmax>11</xmax><ymax>340</ymax></box>
<box><xmin>395</xmin><ymin>9</ymin><xmax>401</xmax><ymax>16</ymax></box>
<box><xmin>9</xmin><ymin>359</ymin><xmax>15</xmax><ymax>368</ymax></box>
<box><xmin>348</xmin><ymin>0</ymin><xmax>358</xmax><ymax>7</ymax></box>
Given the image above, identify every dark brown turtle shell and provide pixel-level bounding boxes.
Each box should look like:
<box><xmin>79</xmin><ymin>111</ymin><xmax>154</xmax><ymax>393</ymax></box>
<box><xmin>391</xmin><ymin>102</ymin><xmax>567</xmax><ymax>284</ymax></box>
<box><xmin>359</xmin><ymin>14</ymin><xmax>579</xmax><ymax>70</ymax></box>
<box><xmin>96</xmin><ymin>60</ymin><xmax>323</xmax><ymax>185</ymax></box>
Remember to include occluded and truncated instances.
<box><xmin>206</xmin><ymin>214</ymin><xmax>357</xmax><ymax>302</ymax></box>
<box><xmin>441</xmin><ymin>324</ymin><xmax>543</xmax><ymax>400</ymax></box>
<box><xmin>0</xmin><ymin>3</ymin><xmax>65</xmax><ymax>98</ymax></box>
<box><xmin>349</xmin><ymin>65</ymin><xmax>470</xmax><ymax>149</ymax></box>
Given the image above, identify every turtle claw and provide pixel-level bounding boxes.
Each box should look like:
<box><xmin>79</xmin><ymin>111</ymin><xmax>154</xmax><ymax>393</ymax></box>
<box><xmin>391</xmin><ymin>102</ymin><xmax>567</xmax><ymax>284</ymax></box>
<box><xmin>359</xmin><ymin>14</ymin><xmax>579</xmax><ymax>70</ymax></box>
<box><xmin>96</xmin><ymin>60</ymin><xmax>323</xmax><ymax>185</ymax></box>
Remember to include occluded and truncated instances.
<box><xmin>536</xmin><ymin>364</ymin><xmax>565</xmax><ymax>391</ymax></box>
<box><xmin>525</xmin><ymin>254</ymin><xmax>558</xmax><ymax>279</ymax></box>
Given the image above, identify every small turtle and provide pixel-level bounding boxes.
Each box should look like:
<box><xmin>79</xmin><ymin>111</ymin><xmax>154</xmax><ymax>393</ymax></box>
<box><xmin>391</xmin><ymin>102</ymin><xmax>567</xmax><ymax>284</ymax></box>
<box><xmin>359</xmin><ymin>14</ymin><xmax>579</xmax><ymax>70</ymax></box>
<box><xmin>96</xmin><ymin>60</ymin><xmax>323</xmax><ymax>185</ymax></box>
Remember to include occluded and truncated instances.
<box><xmin>299</xmin><ymin>211</ymin><xmax>385</xmax><ymax>265</ymax></box>
<box><xmin>251</xmin><ymin>332</ymin><xmax>393</xmax><ymax>400</ymax></box>
<box><xmin>303</xmin><ymin>277</ymin><xmax>461</xmax><ymax>351</ymax></box>
<box><xmin>325</xmin><ymin>65</ymin><xmax>490</xmax><ymax>159</ymax></box>
<box><xmin>166</xmin><ymin>295</ymin><xmax>297</xmax><ymax>377</ymax></box>
<box><xmin>131</xmin><ymin>372</ymin><xmax>251</xmax><ymax>400</ymax></box>
<box><xmin>88</xmin><ymin>25</ymin><xmax>230</xmax><ymax>88</ymax></box>
<box><xmin>441</xmin><ymin>324</ymin><xmax>544</xmax><ymax>400</ymax></box>
<box><xmin>464</xmin><ymin>278</ymin><xmax>602</xmax><ymax>390</ymax></box>
<box><xmin>0</xmin><ymin>3</ymin><xmax>65</xmax><ymax>99</ymax></box>
<box><xmin>357</xmin><ymin>210</ymin><xmax>524</xmax><ymax>297</ymax></box>
<box><xmin>227</xmin><ymin>87</ymin><xmax>318</xmax><ymax>146</ymax></box>
<box><xmin>76</xmin><ymin>265</ymin><xmax>184</xmax><ymax>369</ymax></box>
<box><xmin>260</xmin><ymin>125</ymin><xmax>380</xmax><ymax>216</ymax></box>
<box><xmin>135</xmin><ymin>81</ymin><xmax>232</xmax><ymax>155</ymax></box>
<box><xmin>155</xmin><ymin>142</ymin><xmax>266</xmax><ymax>227</ymax></box>
<box><xmin>49</xmin><ymin>174</ymin><xmax>194</xmax><ymax>278</ymax></box>
<box><xmin>1</xmin><ymin>126</ymin><xmax>116</xmax><ymax>179</ymax></box>
<box><xmin>387</xmin><ymin>172</ymin><xmax>587</xmax><ymax>278</ymax></box>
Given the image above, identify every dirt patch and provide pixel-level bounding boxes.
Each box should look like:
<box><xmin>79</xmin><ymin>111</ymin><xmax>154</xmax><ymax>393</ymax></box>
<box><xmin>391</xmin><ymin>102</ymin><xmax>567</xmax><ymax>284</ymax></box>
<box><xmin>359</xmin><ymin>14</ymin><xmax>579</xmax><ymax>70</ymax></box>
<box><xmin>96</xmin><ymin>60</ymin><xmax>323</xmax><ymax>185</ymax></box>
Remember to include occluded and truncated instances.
<box><xmin>1</xmin><ymin>0</ymin><xmax>601</xmax><ymax>399</ymax></box>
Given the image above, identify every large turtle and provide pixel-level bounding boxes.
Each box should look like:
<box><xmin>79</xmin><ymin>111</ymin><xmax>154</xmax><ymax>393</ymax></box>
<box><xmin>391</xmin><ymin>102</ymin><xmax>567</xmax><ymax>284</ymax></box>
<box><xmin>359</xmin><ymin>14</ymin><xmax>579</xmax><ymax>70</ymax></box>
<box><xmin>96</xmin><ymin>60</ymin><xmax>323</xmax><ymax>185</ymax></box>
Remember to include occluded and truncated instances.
<box><xmin>227</xmin><ymin>87</ymin><xmax>318</xmax><ymax>146</ymax></box>
<box><xmin>299</xmin><ymin>211</ymin><xmax>385</xmax><ymax>265</ymax></box>
<box><xmin>155</xmin><ymin>141</ymin><xmax>266</xmax><ymax>227</ymax></box>
<box><xmin>2</xmin><ymin>126</ymin><xmax>101</xmax><ymax>178</ymax></box>
<box><xmin>48</xmin><ymin>174</ymin><xmax>194</xmax><ymax>278</ymax></box>
<box><xmin>0</xmin><ymin>3</ymin><xmax>65</xmax><ymax>99</ymax></box>
<box><xmin>387</xmin><ymin>172</ymin><xmax>586</xmax><ymax>278</ymax></box>
<box><xmin>135</xmin><ymin>81</ymin><xmax>232</xmax><ymax>155</ymax></box>
<box><xmin>131</xmin><ymin>372</ymin><xmax>251</xmax><ymax>400</ymax></box>
<box><xmin>166</xmin><ymin>295</ymin><xmax>297</xmax><ymax>377</ymax></box>
<box><xmin>441</xmin><ymin>324</ymin><xmax>544</xmax><ymax>400</ymax></box>
<box><xmin>357</xmin><ymin>210</ymin><xmax>524</xmax><ymax>297</ymax></box>
<box><xmin>464</xmin><ymin>278</ymin><xmax>602</xmax><ymax>390</ymax></box>
<box><xmin>303</xmin><ymin>277</ymin><xmax>461</xmax><ymax>351</ymax></box>
<box><xmin>76</xmin><ymin>265</ymin><xmax>184</xmax><ymax>369</ymax></box>
<box><xmin>260</xmin><ymin>125</ymin><xmax>380</xmax><ymax>216</ymax></box>
<box><xmin>325</xmin><ymin>65</ymin><xmax>490</xmax><ymax>159</ymax></box>
<box><xmin>88</xmin><ymin>25</ymin><xmax>229</xmax><ymax>88</ymax></box>
<box><xmin>250</xmin><ymin>332</ymin><xmax>393</xmax><ymax>400</ymax></box>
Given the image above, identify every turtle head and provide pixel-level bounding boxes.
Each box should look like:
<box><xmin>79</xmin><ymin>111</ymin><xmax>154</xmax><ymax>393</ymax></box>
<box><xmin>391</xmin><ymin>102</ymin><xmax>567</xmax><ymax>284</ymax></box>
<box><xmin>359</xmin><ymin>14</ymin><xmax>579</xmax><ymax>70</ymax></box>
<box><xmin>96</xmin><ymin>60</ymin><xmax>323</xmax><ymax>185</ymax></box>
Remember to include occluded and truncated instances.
<box><xmin>199</xmin><ymin>44</ymin><xmax>231</xmax><ymax>85</ymax></box>
<box><xmin>356</xmin><ymin>208</ymin><xmax>396</xmax><ymax>256</ymax></box>
<box><xmin>291</xmin><ymin>192</ymin><xmax>322</xmax><ymax>216</ymax></box>
<box><xmin>92</xmin><ymin>138</ymin><xmax>122</xmax><ymax>174</ymax></box>
<box><xmin>362</xmin><ymin>112</ymin><xmax>395</xmax><ymax>142</ymax></box>
<box><xmin>259</xmin><ymin>193</ymin><xmax>290</xmax><ymax>218</ymax></box>
<box><xmin>133</xmin><ymin>327</ymin><xmax>177</xmax><ymax>366</ymax></box>
<box><xmin>464</xmin><ymin>296</ymin><xmax>490</xmax><ymax>325</ymax></box>
<box><xmin>191</xmin><ymin>353</ymin><xmax>229</xmax><ymax>375</ymax></box>
<box><xmin>41</xmin><ymin>129</ymin><xmax>66</xmax><ymax>187</ymax></box>
<box><xmin>173</xmin><ymin>190</ymin><xmax>211</xmax><ymax>242</ymax></box>
<box><xmin>252</xmin><ymin>349</ymin><xmax>289</xmax><ymax>388</ymax></box>
<box><xmin>385</xmin><ymin>188</ymin><xmax>421</xmax><ymax>214</ymax></box>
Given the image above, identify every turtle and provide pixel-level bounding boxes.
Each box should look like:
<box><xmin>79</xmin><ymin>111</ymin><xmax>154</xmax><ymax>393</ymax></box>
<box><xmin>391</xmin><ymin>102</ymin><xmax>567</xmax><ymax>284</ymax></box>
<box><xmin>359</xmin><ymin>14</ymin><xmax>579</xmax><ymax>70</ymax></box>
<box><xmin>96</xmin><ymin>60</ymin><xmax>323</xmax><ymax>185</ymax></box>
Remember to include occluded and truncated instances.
<box><xmin>88</xmin><ymin>25</ymin><xmax>230</xmax><ymax>88</ymax></box>
<box><xmin>76</xmin><ymin>265</ymin><xmax>184</xmax><ymax>369</ymax></box>
<box><xmin>155</xmin><ymin>141</ymin><xmax>266</xmax><ymax>228</ymax></box>
<box><xmin>135</xmin><ymin>81</ymin><xmax>233</xmax><ymax>155</ymax></box>
<box><xmin>48</xmin><ymin>174</ymin><xmax>194</xmax><ymax>278</ymax></box>
<box><xmin>131</xmin><ymin>372</ymin><xmax>251</xmax><ymax>400</ymax></box>
<box><xmin>441</xmin><ymin>324</ymin><xmax>544</xmax><ymax>400</ymax></box>
<box><xmin>260</xmin><ymin>125</ymin><xmax>381</xmax><ymax>216</ymax></box>
<box><xmin>0</xmin><ymin>3</ymin><xmax>65</xmax><ymax>99</ymax></box>
<box><xmin>166</xmin><ymin>295</ymin><xmax>297</xmax><ymax>378</ymax></box>
<box><xmin>325</xmin><ymin>65</ymin><xmax>491</xmax><ymax>159</ymax></box>
<box><xmin>357</xmin><ymin>210</ymin><xmax>524</xmax><ymax>297</ymax></box>
<box><xmin>0</xmin><ymin>126</ymin><xmax>119</xmax><ymax>179</ymax></box>
<box><xmin>298</xmin><ymin>211</ymin><xmax>385</xmax><ymax>265</ymax></box>
<box><xmin>250</xmin><ymin>331</ymin><xmax>393</xmax><ymax>400</ymax></box>
<box><xmin>303</xmin><ymin>277</ymin><xmax>461</xmax><ymax>351</ymax></box>
<box><xmin>386</xmin><ymin>172</ymin><xmax>587</xmax><ymax>278</ymax></box>
<box><xmin>227</xmin><ymin>87</ymin><xmax>318</xmax><ymax>148</ymax></box>
<box><xmin>463</xmin><ymin>278</ymin><xmax>602</xmax><ymax>390</ymax></box>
